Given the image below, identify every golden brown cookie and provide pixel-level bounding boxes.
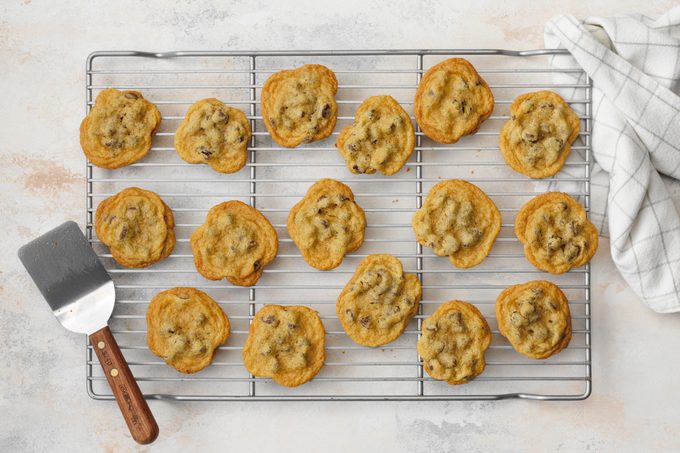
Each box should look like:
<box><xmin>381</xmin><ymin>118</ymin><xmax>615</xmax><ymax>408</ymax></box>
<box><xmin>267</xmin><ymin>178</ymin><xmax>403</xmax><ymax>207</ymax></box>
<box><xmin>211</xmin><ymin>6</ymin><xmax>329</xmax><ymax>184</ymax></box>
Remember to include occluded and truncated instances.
<box><xmin>190</xmin><ymin>201</ymin><xmax>278</xmax><ymax>287</ymax></box>
<box><xmin>417</xmin><ymin>301</ymin><xmax>492</xmax><ymax>385</ymax></box>
<box><xmin>146</xmin><ymin>287</ymin><xmax>230</xmax><ymax>374</ymax></box>
<box><xmin>95</xmin><ymin>187</ymin><xmax>175</xmax><ymax>268</ymax></box>
<box><xmin>174</xmin><ymin>98</ymin><xmax>251</xmax><ymax>173</ymax></box>
<box><xmin>496</xmin><ymin>280</ymin><xmax>572</xmax><ymax>359</ymax></box>
<box><xmin>287</xmin><ymin>179</ymin><xmax>366</xmax><ymax>270</ymax></box>
<box><xmin>412</xmin><ymin>180</ymin><xmax>501</xmax><ymax>268</ymax></box>
<box><xmin>414</xmin><ymin>58</ymin><xmax>494</xmax><ymax>144</ymax></box>
<box><xmin>500</xmin><ymin>91</ymin><xmax>580</xmax><ymax>178</ymax></box>
<box><xmin>336</xmin><ymin>254</ymin><xmax>421</xmax><ymax>347</ymax></box>
<box><xmin>261</xmin><ymin>64</ymin><xmax>338</xmax><ymax>147</ymax></box>
<box><xmin>515</xmin><ymin>192</ymin><xmax>598</xmax><ymax>274</ymax></box>
<box><xmin>243</xmin><ymin>305</ymin><xmax>325</xmax><ymax>387</ymax></box>
<box><xmin>80</xmin><ymin>88</ymin><xmax>161</xmax><ymax>169</ymax></box>
<box><xmin>336</xmin><ymin>95</ymin><xmax>415</xmax><ymax>175</ymax></box>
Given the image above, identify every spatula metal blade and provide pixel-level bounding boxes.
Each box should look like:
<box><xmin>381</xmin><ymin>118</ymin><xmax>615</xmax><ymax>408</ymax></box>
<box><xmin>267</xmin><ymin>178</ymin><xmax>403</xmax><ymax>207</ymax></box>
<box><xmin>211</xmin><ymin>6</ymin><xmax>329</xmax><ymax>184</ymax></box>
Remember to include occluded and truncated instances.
<box><xmin>18</xmin><ymin>221</ymin><xmax>115</xmax><ymax>335</ymax></box>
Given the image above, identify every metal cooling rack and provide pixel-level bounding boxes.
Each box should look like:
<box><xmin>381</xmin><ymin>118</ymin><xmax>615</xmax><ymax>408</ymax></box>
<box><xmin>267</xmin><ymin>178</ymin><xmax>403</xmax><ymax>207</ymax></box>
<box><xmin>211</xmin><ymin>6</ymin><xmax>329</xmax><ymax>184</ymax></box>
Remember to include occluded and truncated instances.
<box><xmin>85</xmin><ymin>50</ymin><xmax>592</xmax><ymax>401</ymax></box>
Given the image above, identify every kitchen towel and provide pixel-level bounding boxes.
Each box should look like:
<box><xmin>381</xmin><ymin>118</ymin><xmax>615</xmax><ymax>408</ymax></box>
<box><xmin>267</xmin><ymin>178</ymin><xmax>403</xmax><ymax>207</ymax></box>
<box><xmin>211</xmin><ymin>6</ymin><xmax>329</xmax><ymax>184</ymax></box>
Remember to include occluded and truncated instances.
<box><xmin>544</xmin><ymin>8</ymin><xmax>680</xmax><ymax>313</ymax></box>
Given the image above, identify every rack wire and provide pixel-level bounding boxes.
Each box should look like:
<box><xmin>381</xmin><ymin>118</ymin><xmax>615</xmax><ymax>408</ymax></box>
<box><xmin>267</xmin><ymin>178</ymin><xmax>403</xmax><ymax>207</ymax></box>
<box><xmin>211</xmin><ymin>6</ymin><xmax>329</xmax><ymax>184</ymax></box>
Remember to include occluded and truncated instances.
<box><xmin>85</xmin><ymin>50</ymin><xmax>592</xmax><ymax>401</ymax></box>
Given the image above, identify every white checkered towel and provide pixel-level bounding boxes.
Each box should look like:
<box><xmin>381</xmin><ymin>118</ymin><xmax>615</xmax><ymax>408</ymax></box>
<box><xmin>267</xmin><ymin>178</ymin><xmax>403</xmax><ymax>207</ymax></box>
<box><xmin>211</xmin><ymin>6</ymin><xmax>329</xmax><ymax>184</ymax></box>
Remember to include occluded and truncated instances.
<box><xmin>544</xmin><ymin>8</ymin><xmax>680</xmax><ymax>313</ymax></box>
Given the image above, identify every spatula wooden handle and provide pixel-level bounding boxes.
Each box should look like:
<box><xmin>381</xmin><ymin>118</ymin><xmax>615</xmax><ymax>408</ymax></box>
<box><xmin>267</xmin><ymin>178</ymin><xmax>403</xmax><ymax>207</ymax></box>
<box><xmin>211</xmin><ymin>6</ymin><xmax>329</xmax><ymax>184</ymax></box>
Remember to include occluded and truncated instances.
<box><xmin>90</xmin><ymin>326</ymin><xmax>159</xmax><ymax>445</ymax></box>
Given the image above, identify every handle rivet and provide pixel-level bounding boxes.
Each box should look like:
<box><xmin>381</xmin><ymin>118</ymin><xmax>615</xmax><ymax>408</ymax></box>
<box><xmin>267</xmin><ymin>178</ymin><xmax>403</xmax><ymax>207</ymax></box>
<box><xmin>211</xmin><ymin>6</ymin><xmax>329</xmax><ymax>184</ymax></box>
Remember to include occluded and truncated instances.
<box><xmin>97</xmin><ymin>341</ymin><xmax>106</xmax><ymax>349</ymax></box>
<box><xmin>110</xmin><ymin>368</ymin><xmax>119</xmax><ymax>377</ymax></box>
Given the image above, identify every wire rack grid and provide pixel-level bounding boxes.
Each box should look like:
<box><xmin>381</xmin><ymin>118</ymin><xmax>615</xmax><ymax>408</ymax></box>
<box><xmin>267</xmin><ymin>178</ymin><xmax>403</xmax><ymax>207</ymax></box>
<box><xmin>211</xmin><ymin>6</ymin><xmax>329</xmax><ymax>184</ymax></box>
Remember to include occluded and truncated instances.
<box><xmin>85</xmin><ymin>49</ymin><xmax>592</xmax><ymax>401</ymax></box>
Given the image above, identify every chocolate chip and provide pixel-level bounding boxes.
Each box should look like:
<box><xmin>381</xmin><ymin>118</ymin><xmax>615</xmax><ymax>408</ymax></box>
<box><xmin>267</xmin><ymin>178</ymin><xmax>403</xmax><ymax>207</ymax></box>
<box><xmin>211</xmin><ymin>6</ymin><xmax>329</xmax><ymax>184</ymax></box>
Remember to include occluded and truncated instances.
<box><xmin>338</xmin><ymin>195</ymin><xmax>347</xmax><ymax>202</ymax></box>
<box><xmin>108</xmin><ymin>215</ymin><xmax>117</xmax><ymax>224</ymax></box>
<box><xmin>237</xmin><ymin>135</ymin><xmax>245</xmax><ymax>143</ymax></box>
<box><xmin>475</xmin><ymin>79</ymin><xmax>482</xmax><ymax>86</ymax></box>
<box><xmin>248</xmin><ymin>239</ymin><xmax>257</xmax><ymax>248</ymax></box>
<box><xmin>300</xmin><ymin>111</ymin><xmax>306</xmax><ymax>118</ymax></box>
<box><xmin>124</xmin><ymin>92</ymin><xmax>139</xmax><ymax>100</ymax></box>
<box><xmin>569</xmin><ymin>220</ymin><xmax>581</xmax><ymax>235</ymax></box>
<box><xmin>119</xmin><ymin>226</ymin><xmax>127</xmax><ymax>240</ymax></box>
<box><xmin>359</xmin><ymin>316</ymin><xmax>370</xmax><ymax>328</ymax></box>
<box><xmin>320</xmin><ymin>219</ymin><xmax>329</xmax><ymax>228</ymax></box>
<box><xmin>217</xmin><ymin>109</ymin><xmax>229</xmax><ymax>122</ymax></box>
<box><xmin>345</xmin><ymin>309</ymin><xmax>354</xmax><ymax>321</ymax></box>
<box><xmin>269</xmin><ymin>117</ymin><xmax>277</xmax><ymax>127</ymax></box>
<box><xmin>522</xmin><ymin>131</ymin><xmax>537</xmax><ymax>142</ymax></box>
<box><xmin>321</xmin><ymin>104</ymin><xmax>331</xmax><ymax>119</ymax></box>
<box><xmin>348</xmin><ymin>143</ymin><xmax>358</xmax><ymax>151</ymax></box>
<box><xmin>198</xmin><ymin>146</ymin><xmax>213</xmax><ymax>159</ymax></box>
<box><xmin>262</xmin><ymin>314</ymin><xmax>276</xmax><ymax>324</ymax></box>
<box><xmin>288</xmin><ymin>323</ymin><xmax>298</xmax><ymax>329</ymax></box>
<box><xmin>352</xmin><ymin>164</ymin><xmax>360</xmax><ymax>172</ymax></box>
<box><xmin>457</xmin><ymin>100</ymin><xmax>468</xmax><ymax>114</ymax></box>
<box><xmin>253</xmin><ymin>260</ymin><xmax>261</xmax><ymax>270</ymax></box>
<box><xmin>564</xmin><ymin>243</ymin><xmax>581</xmax><ymax>262</ymax></box>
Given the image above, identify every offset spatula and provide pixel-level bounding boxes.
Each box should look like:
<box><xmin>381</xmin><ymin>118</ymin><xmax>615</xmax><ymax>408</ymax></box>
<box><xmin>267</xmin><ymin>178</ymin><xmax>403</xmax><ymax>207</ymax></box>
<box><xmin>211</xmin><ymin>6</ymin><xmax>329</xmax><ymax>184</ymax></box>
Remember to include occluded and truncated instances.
<box><xmin>18</xmin><ymin>221</ymin><xmax>159</xmax><ymax>445</ymax></box>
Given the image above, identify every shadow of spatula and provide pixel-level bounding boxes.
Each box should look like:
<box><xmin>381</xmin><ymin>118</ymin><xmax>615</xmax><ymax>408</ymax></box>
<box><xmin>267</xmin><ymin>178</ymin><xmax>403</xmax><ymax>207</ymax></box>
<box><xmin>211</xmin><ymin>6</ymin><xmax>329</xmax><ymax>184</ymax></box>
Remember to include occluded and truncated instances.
<box><xmin>18</xmin><ymin>221</ymin><xmax>159</xmax><ymax>445</ymax></box>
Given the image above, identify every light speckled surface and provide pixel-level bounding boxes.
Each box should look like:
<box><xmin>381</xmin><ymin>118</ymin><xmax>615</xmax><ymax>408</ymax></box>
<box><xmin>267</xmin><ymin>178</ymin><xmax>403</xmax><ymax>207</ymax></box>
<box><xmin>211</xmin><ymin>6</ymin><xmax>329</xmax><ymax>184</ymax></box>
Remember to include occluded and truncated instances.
<box><xmin>2</xmin><ymin>1</ymin><xmax>680</xmax><ymax>451</ymax></box>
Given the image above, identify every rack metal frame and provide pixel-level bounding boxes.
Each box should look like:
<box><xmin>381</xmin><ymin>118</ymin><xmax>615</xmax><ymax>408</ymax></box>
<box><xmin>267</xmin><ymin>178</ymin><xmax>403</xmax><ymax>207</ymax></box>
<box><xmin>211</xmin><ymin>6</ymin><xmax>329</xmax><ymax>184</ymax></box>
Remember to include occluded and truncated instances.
<box><xmin>85</xmin><ymin>49</ymin><xmax>592</xmax><ymax>401</ymax></box>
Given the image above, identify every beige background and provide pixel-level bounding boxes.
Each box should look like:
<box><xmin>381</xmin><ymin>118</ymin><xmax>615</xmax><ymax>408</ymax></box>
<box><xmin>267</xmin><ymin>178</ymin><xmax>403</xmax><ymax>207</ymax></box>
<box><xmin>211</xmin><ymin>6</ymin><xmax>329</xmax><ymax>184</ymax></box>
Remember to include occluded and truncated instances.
<box><xmin>2</xmin><ymin>1</ymin><xmax>679</xmax><ymax>452</ymax></box>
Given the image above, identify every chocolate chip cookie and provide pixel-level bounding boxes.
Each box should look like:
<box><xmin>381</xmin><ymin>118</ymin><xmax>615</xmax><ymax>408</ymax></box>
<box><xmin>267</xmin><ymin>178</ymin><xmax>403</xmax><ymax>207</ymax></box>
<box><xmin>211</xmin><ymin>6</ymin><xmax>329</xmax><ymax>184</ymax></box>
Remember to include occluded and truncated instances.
<box><xmin>496</xmin><ymin>280</ymin><xmax>572</xmax><ymax>359</ymax></box>
<box><xmin>95</xmin><ymin>187</ymin><xmax>175</xmax><ymax>268</ymax></box>
<box><xmin>242</xmin><ymin>305</ymin><xmax>325</xmax><ymax>387</ymax></box>
<box><xmin>288</xmin><ymin>179</ymin><xmax>366</xmax><ymax>270</ymax></box>
<box><xmin>190</xmin><ymin>201</ymin><xmax>279</xmax><ymax>287</ymax></box>
<box><xmin>515</xmin><ymin>192</ymin><xmax>598</xmax><ymax>274</ymax></box>
<box><xmin>80</xmin><ymin>88</ymin><xmax>161</xmax><ymax>169</ymax></box>
<box><xmin>336</xmin><ymin>95</ymin><xmax>415</xmax><ymax>175</ymax></box>
<box><xmin>261</xmin><ymin>64</ymin><xmax>338</xmax><ymax>147</ymax></box>
<box><xmin>500</xmin><ymin>91</ymin><xmax>580</xmax><ymax>178</ymax></box>
<box><xmin>417</xmin><ymin>301</ymin><xmax>492</xmax><ymax>385</ymax></box>
<box><xmin>414</xmin><ymin>58</ymin><xmax>494</xmax><ymax>144</ymax></box>
<box><xmin>147</xmin><ymin>287</ymin><xmax>230</xmax><ymax>374</ymax></box>
<box><xmin>174</xmin><ymin>98</ymin><xmax>251</xmax><ymax>173</ymax></box>
<box><xmin>412</xmin><ymin>180</ymin><xmax>501</xmax><ymax>268</ymax></box>
<box><xmin>337</xmin><ymin>254</ymin><xmax>422</xmax><ymax>347</ymax></box>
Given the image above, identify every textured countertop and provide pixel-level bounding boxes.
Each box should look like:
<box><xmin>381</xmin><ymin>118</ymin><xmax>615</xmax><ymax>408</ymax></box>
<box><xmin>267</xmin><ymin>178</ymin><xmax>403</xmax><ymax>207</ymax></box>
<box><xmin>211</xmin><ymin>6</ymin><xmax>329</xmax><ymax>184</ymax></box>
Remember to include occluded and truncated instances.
<box><xmin>2</xmin><ymin>1</ymin><xmax>679</xmax><ymax>452</ymax></box>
